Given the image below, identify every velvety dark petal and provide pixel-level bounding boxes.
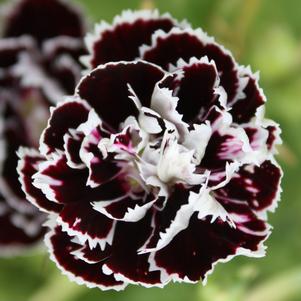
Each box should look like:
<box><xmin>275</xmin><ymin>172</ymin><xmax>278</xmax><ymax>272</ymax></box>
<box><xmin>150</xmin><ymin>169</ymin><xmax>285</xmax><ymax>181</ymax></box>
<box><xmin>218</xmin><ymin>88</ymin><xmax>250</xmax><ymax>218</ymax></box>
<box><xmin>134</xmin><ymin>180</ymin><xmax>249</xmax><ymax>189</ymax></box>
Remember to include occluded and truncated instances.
<box><xmin>0</xmin><ymin>193</ymin><xmax>44</xmax><ymax>252</ymax></box>
<box><xmin>142</xmin><ymin>184</ymin><xmax>191</xmax><ymax>250</ymax></box>
<box><xmin>88</xmin><ymin>154</ymin><xmax>121</xmax><ymax>188</ymax></box>
<box><xmin>43</xmin><ymin>36</ymin><xmax>85</xmax><ymax>63</ymax></box>
<box><xmin>103</xmin><ymin>212</ymin><xmax>162</xmax><ymax>286</ymax></box>
<box><xmin>17</xmin><ymin>148</ymin><xmax>62</xmax><ymax>213</ymax></box>
<box><xmin>161</xmin><ymin>58</ymin><xmax>219</xmax><ymax>123</ymax></box>
<box><xmin>266</xmin><ymin>124</ymin><xmax>281</xmax><ymax>151</ymax></box>
<box><xmin>74</xmin><ymin>243</ymin><xmax>111</xmax><ymax>264</ymax></box>
<box><xmin>93</xmin><ymin>194</ymin><xmax>156</xmax><ymax>222</ymax></box>
<box><xmin>80</xmin><ymin>127</ymin><xmax>121</xmax><ymax>187</ymax></box>
<box><xmin>217</xmin><ymin>200</ymin><xmax>268</xmax><ymax>234</ymax></box>
<box><xmin>4</xmin><ymin>0</ymin><xmax>85</xmax><ymax>44</ymax></box>
<box><xmin>64</xmin><ymin>131</ymin><xmax>85</xmax><ymax>168</ymax></box>
<box><xmin>45</xmin><ymin>226</ymin><xmax>125</xmax><ymax>290</ymax></box>
<box><xmin>0</xmin><ymin>102</ymin><xmax>32</xmax><ymax>210</ymax></box>
<box><xmin>47</xmin><ymin>56</ymin><xmax>81</xmax><ymax>94</ymax></box>
<box><xmin>141</xmin><ymin>28</ymin><xmax>239</xmax><ymax>102</ymax></box>
<box><xmin>87</xmin><ymin>10</ymin><xmax>182</xmax><ymax>68</ymax></box>
<box><xmin>231</xmin><ymin>71</ymin><xmax>265</xmax><ymax>123</ymax></box>
<box><xmin>33</xmin><ymin>155</ymin><xmax>129</xmax><ymax>204</ymax></box>
<box><xmin>58</xmin><ymin>202</ymin><xmax>114</xmax><ymax>248</ymax></box>
<box><xmin>215</xmin><ymin>160</ymin><xmax>282</xmax><ymax>212</ymax></box>
<box><xmin>0</xmin><ymin>212</ymin><xmax>43</xmax><ymax>252</ymax></box>
<box><xmin>40</xmin><ymin>100</ymin><xmax>90</xmax><ymax>156</ymax></box>
<box><xmin>76</xmin><ymin>61</ymin><xmax>165</xmax><ymax>130</ymax></box>
<box><xmin>201</xmin><ymin>131</ymin><xmax>242</xmax><ymax>170</ymax></box>
<box><xmin>0</xmin><ymin>37</ymin><xmax>36</xmax><ymax>68</ymax></box>
<box><xmin>42</xmin><ymin>37</ymin><xmax>85</xmax><ymax>94</ymax></box>
<box><xmin>153</xmin><ymin>212</ymin><xmax>267</xmax><ymax>282</ymax></box>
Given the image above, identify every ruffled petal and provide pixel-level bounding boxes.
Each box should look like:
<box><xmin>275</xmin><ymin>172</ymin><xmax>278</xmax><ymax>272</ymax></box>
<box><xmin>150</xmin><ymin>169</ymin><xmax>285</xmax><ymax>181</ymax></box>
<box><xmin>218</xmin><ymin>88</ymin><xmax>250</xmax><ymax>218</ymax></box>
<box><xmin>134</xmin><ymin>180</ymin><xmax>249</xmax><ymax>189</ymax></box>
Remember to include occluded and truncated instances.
<box><xmin>17</xmin><ymin>147</ymin><xmax>62</xmax><ymax>213</ymax></box>
<box><xmin>78</xmin><ymin>117</ymin><xmax>121</xmax><ymax>188</ymax></box>
<box><xmin>40</xmin><ymin>99</ymin><xmax>90</xmax><ymax>157</ymax></box>
<box><xmin>93</xmin><ymin>194</ymin><xmax>156</xmax><ymax>222</ymax></box>
<box><xmin>139</xmin><ymin>184</ymin><xmax>191</xmax><ymax>251</ymax></box>
<box><xmin>42</xmin><ymin>36</ymin><xmax>85</xmax><ymax>94</ymax></box>
<box><xmin>230</xmin><ymin>67</ymin><xmax>265</xmax><ymax>123</ymax></box>
<box><xmin>0</xmin><ymin>194</ymin><xmax>44</xmax><ymax>255</ymax></box>
<box><xmin>63</xmin><ymin>130</ymin><xmax>85</xmax><ymax>169</ymax></box>
<box><xmin>76</xmin><ymin>61</ymin><xmax>165</xmax><ymax>130</ymax></box>
<box><xmin>0</xmin><ymin>36</ymin><xmax>36</xmax><ymax>69</ymax></box>
<box><xmin>33</xmin><ymin>155</ymin><xmax>129</xmax><ymax>205</ymax></box>
<box><xmin>103</xmin><ymin>212</ymin><xmax>162</xmax><ymax>287</ymax></box>
<box><xmin>0</xmin><ymin>101</ymin><xmax>33</xmax><ymax>213</ymax></box>
<box><xmin>140</xmin><ymin>28</ymin><xmax>239</xmax><ymax>102</ymax></box>
<box><xmin>214</xmin><ymin>160</ymin><xmax>282</xmax><ymax>212</ymax></box>
<box><xmin>161</xmin><ymin>57</ymin><xmax>220</xmax><ymax>123</ymax></box>
<box><xmin>84</xmin><ymin>10</ymin><xmax>187</xmax><ymax>68</ymax></box>
<box><xmin>152</xmin><ymin>211</ymin><xmax>268</xmax><ymax>283</ymax></box>
<box><xmin>3</xmin><ymin>0</ymin><xmax>85</xmax><ymax>44</ymax></box>
<box><xmin>57</xmin><ymin>202</ymin><xmax>115</xmax><ymax>249</ymax></box>
<box><xmin>45</xmin><ymin>225</ymin><xmax>126</xmax><ymax>290</ymax></box>
<box><xmin>201</xmin><ymin>128</ymin><xmax>249</xmax><ymax>170</ymax></box>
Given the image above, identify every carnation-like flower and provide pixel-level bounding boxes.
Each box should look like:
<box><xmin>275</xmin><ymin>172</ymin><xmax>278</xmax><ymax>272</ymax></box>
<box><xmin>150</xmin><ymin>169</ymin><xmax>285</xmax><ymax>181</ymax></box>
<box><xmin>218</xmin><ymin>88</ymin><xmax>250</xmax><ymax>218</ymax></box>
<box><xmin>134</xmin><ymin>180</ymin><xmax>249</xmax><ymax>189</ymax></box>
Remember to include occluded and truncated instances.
<box><xmin>0</xmin><ymin>0</ymin><xmax>85</xmax><ymax>254</ymax></box>
<box><xmin>18</xmin><ymin>10</ymin><xmax>282</xmax><ymax>289</ymax></box>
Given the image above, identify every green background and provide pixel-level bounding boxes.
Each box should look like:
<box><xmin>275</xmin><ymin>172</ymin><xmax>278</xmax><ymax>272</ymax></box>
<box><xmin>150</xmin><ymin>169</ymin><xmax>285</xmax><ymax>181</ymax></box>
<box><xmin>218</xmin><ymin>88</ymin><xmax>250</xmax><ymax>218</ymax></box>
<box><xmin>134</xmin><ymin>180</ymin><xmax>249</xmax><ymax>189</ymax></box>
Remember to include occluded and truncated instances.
<box><xmin>1</xmin><ymin>0</ymin><xmax>301</xmax><ymax>300</ymax></box>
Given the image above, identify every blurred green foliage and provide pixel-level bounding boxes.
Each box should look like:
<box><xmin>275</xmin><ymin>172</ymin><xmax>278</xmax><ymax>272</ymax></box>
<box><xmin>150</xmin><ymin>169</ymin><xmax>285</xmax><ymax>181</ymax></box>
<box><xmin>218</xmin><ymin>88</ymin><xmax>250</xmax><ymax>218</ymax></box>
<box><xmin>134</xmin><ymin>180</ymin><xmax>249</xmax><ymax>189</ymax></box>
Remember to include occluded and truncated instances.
<box><xmin>1</xmin><ymin>0</ymin><xmax>301</xmax><ymax>300</ymax></box>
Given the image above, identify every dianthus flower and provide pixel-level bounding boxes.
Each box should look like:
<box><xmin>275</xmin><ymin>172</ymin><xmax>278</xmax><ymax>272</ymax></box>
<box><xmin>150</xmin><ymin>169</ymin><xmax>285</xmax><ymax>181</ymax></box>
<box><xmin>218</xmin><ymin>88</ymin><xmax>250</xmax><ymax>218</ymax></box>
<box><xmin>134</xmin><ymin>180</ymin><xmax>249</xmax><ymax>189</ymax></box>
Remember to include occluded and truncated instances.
<box><xmin>18</xmin><ymin>10</ymin><xmax>282</xmax><ymax>288</ymax></box>
<box><xmin>0</xmin><ymin>0</ymin><xmax>85</xmax><ymax>254</ymax></box>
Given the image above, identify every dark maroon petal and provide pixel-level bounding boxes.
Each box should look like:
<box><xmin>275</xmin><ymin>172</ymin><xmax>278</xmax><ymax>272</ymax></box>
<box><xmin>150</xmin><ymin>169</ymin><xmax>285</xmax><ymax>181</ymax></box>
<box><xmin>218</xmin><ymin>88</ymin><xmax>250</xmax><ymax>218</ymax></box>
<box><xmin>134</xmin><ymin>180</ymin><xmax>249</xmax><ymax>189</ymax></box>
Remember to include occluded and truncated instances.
<box><xmin>87</xmin><ymin>153</ymin><xmax>121</xmax><ymax>188</ymax></box>
<box><xmin>93</xmin><ymin>194</ymin><xmax>155</xmax><ymax>222</ymax></box>
<box><xmin>141</xmin><ymin>28</ymin><xmax>239</xmax><ymax>102</ymax></box>
<box><xmin>142</xmin><ymin>184</ymin><xmax>191</xmax><ymax>250</ymax></box>
<box><xmin>17</xmin><ymin>148</ymin><xmax>62</xmax><ymax>213</ymax></box>
<box><xmin>217</xmin><ymin>200</ymin><xmax>268</xmax><ymax>234</ymax></box>
<box><xmin>231</xmin><ymin>71</ymin><xmax>265</xmax><ymax>123</ymax></box>
<box><xmin>161</xmin><ymin>58</ymin><xmax>219</xmax><ymax>123</ymax></box>
<box><xmin>202</xmin><ymin>105</ymin><xmax>224</xmax><ymax>125</ymax></box>
<box><xmin>74</xmin><ymin>244</ymin><xmax>111</xmax><ymax>264</ymax></box>
<box><xmin>103</xmin><ymin>212</ymin><xmax>162</xmax><ymax>286</ymax></box>
<box><xmin>0</xmin><ymin>193</ymin><xmax>44</xmax><ymax>252</ymax></box>
<box><xmin>42</xmin><ymin>37</ymin><xmax>86</xmax><ymax>94</ymax></box>
<box><xmin>45</xmin><ymin>226</ymin><xmax>126</xmax><ymax>290</ymax></box>
<box><xmin>33</xmin><ymin>155</ymin><xmax>129</xmax><ymax>204</ymax></box>
<box><xmin>0</xmin><ymin>213</ymin><xmax>43</xmax><ymax>251</ymax></box>
<box><xmin>76</xmin><ymin>61</ymin><xmax>165</xmax><ymax>130</ymax></box>
<box><xmin>266</xmin><ymin>124</ymin><xmax>281</xmax><ymax>151</ymax></box>
<box><xmin>47</xmin><ymin>56</ymin><xmax>81</xmax><ymax>94</ymax></box>
<box><xmin>201</xmin><ymin>131</ymin><xmax>240</xmax><ymax>170</ymax></box>
<box><xmin>43</xmin><ymin>36</ymin><xmax>85</xmax><ymax>63</ymax></box>
<box><xmin>3</xmin><ymin>0</ymin><xmax>85</xmax><ymax>44</ymax></box>
<box><xmin>0</xmin><ymin>37</ymin><xmax>36</xmax><ymax>68</ymax></box>
<box><xmin>0</xmin><ymin>102</ymin><xmax>32</xmax><ymax>210</ymax></box>
<box><xmin>87</xmin><ymin>10</ymin><xmax>182</xmax><ymax>68</ymax></box>
<box><xmin>58</xmin><ymin>202</ymin><xmax>114</xmax><ymax>247</ymax></box>
<box><xmin>43</xmin><ymin>37</ymin><xmax>85</xmax><ymax>95</ymax></box>
<box><xmin>153</xmin><ymin>212</ymin><xmax>267</xmax><ymax>282</ymax></box>
<box><xmin>215</xmin><ymin>160</ymin><xmax>282</xmax><ymax>212</ymax></box>
<box><xmin>244</xmin><ymin>127</ymin><xmax>262</xmax><ymax>150</ymax></box>
<box><xmin>80</xmin><ymin>126</ymin><xmax>121</xmax><ymax>187</ymax></box>
<box><xmin>64</xmin><ymin>131</ymin><xmax>85</xmax><ymax>168</ymax></box>
<box><xmin>40</xmin><ymin>100</ymin><xmax>90</xmax><ymax>156</ymax></box>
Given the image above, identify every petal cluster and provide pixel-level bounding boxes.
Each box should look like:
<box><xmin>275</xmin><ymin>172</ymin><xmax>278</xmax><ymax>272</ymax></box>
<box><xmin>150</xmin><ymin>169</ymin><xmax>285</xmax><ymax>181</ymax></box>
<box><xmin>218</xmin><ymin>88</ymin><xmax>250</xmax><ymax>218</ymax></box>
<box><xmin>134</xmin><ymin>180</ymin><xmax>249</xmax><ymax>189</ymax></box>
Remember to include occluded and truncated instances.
<box><xmin>0</xmin><ymin>0</ymin><xmax>85</xmax><ymax>254</ymax></box>
<box><xmin>18</xmin><ymin>10</ymin><xmax>282</xmax><ymax>288</ymax></box>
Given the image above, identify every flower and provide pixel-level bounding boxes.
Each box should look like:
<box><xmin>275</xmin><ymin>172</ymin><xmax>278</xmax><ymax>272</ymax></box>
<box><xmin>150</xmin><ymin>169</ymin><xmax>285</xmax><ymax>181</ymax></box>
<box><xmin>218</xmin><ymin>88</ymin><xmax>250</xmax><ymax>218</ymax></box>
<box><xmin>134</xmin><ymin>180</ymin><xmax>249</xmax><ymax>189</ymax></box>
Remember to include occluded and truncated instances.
<box><xmin>0</xmin><ymin>0</ymin><xmax>85</xmax><ymax>255</ymax></box>
<box><xmin>18</xmin><ymin>10</ymin><xmax>282</xmax><ymax>289</ymax></box>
